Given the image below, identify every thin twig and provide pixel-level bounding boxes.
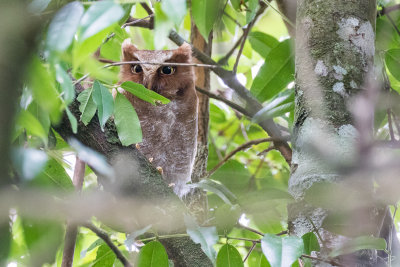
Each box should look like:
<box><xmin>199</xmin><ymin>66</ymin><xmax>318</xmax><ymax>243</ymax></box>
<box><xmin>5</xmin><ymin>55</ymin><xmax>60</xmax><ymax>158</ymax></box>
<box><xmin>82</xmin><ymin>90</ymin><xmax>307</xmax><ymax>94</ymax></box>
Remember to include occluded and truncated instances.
<box><xmin>301</xmin><ymin>254</ymin><xmax>343</xmax><ymax>267</ymax></box>
<box><xmin>61</xmin><ymin>157</ymin><xmax>86</xmax><ymax>267</ymax></box>
<box><xmin>225</xmin><ymin>236</ymin><xmax>261</xmax><ymax>243</ymax></box>
<box><xmin>140</xmin><ymin>2</ymin><xmax>153</xmax><ymax>15</ymax></box>
<box><xmin>239</xmin><ymin>224</ymin><xmax>264</xmax><ymax>236</ymax></box>
<box><xmin>104</xmin><ymin>60</ymin><xmax>218</xmax><ymax>69</ymax></box>
<box><xmin>386</xmin><ymin>13</ymin><xmax>400</xmax><ymax>37</ymax></box>
<box><xmin>233</xmin><ymin>25</ymin><xmax>252</xmax><ymax>73</ymax></box>
<box><xmin>243</xmin><ymin>242</ymin><xmax>257</xmax><ymax>262</ymax></box>
<box><xmin>306</xmin><ymin>216</ymin><xmax>326</xmax><ymax>247</ymax></box>
<box><xmin>207</xmin><ymin>136</ymin><xmax>290</xmax><ymax>177</ymax></box>
<box><xmin>223</xmin><ymin>11</ymin><xmax>242</xmax><ymax>27</ymax></box>
<box><xmin>83</xmin><ymin>223</ymin><xmax>133</xmax><ymax>267</ymax></box>
<box><xmin>122</xmin><ymin>14</ymin><xmax>154</xmax><ymax>28</ymax></box>
<box><xmin>388</xmin><ymin>109</ymin><xmax>396</xmax><ymax>141</ymax></box>
<box><xmin>257</xmin><ymin>145</ymin><xmax>275</xmax><ymax>156</ymax></box>
<box><xmin>195</xmin><ymin>87</ymin><xmax>251</xmax><ymax>117</ymax></box>
<box><xmin>218</xmin><ymin>35</ymin><xmax>244</xmax><ymax>65</ymax></box>
<box><xmin>377</xmin><ymin>4</ymin><xmax>400</xmax><ymax>17</ymax></box>
<box><xmin>261</xmin><ymin>0</ymin><xmax>295</xmax><ymax>28</ymax></box>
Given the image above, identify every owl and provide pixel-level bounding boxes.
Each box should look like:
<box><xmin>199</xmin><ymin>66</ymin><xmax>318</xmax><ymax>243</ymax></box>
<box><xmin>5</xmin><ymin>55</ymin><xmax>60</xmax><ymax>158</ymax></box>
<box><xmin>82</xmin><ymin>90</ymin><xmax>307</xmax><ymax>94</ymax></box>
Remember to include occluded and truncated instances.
<box><xmin>118</xmin><ymin>39</ymin><xmax>198</xmax><ymax>197</ymax></box>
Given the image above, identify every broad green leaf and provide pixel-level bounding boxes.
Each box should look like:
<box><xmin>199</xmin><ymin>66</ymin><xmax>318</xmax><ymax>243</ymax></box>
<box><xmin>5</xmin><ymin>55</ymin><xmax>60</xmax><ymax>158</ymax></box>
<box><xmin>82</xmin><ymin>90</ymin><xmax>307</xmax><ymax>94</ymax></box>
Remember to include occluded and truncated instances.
<box><xmin>261</xmin><ymin>234</ymin><xmax>304</xmax><ymax>267</ymax></box>
<box><xmin>92</xmin><ymin>244</ymin><xmax>116</xmax><ymax>267</ymax></box>
<box><xmin>69</xmin><ymin>139</ymin><xmax>114</xmax><ymax>179</ymax></box>
<box><xmin>210</xmin><ymin>160</ymin><xmax>251</xmax><ymax>194</ymax></box>
<box><xmin>28</xmin><ymin>0</ymin><xmax>51</xmax><ymax>14</ymax></box>
<box><xmin>114</xmin><ymin>93</ymin><xmax>142</xmax><ymax>145</ymax></box>
<box><xmin>55</xmin><ymin>64</ymin><xmax>75</xmax><ymax>104</ymax></box>
<box><xmin>191</xmin><ymin>0</ymin><xmax>225</xmax><ymax>39</ymax></box>
<box><xmin>185</xmin><ymin>215</ymin><xmax>218</xmax><ymax>263</ymax></box>
<box><xmin>137</xmin><ymin>241</ymin><xmax>169</xmax><ymax>267</ymax></box>
<box><xmin>214</xmin><ymin>204</ymin><xmax>241</xmax><ymax>233</ymax></box>
<box><xmin>190</xmin><ymin>179</ymin><xmax>237</xmax><ymax>205</ymax></box>
<box><xmin>28</xmin><ymin>57</ymin><xmax>62</xmax><ymax>122</ymax></box>
<box><xmin>78</xmin><ymin>1</ymin><xmax>124</xmax><ymax>41</ymax></box>
<box><xmin>16</xmin><ymin>110</ymin><xmax>47</xmax><ymax>145</ymax></box>
<box><xmin>216</xmin><ymin>244</ymin><xmax>244</xmax><ymax>267</ymax></box>
<box><xmin>22</xmin><ymin>219</ymin><xmax>63</xmax><ymax>266</ymax></box>
<box><xmin>33</xmin><ymin>158</ymin><xmax>74</xmax><ymax>191</ymax></box>
<box><xmin>252</xmin><ymin>90</ymin><xmax>295</xmax><ymax>123</ymax></box>
<box><xmin>230</xmin><ymin>0</ymin><xmax>241</xmax><ymax>10</ymax></box>
<box><xmin>247</xmin><ymin>251</ymin><xmax>271</xmax><ymax>267</ymax></box>
<box><xmin>162</xmin><ymin>0</ymin><xmax>187</xmax><ymax>25</ymax></box>
<box><xmin>154</xmin><ymin>2</ymin><xmax>174</xmax><ymax>50</ymax></box>
<box><xmin>12</xmin><ymin>148</ymin><xmax>48</xmax><ymax>181</ymax></box>
<box><xmin>66</xmin><ymin>107</ymin><xmax>78</xmax><ymax>134</ymax></box>
<box><xmin>251</xmin><ymin>40</ymin><xmax>295</xmax><ymax>103</ymax></box>
<box><xmin>301</xmin><ymin>232</ymin><xmax>320</xmax><ymax>255</ymax></box>
<box><xmin>246</xmin><ymin>0</ymin><xmax>259</xmax><ymax>24</ymax></box>
<box><xmin>330</xmin><ymin>236</ymin><xmax>387</xmax><ymax>258</ymax></box>
<box><xmin>248</xmin><ymin>32</ymin><xmax>279</xmax><ymax>58</ymax></box>
<box><xmin>385</xmin><ymin>49</ymin><xmax>400</xmax><ymax>82</ymax></box>
<box><xmin>120</xmin><ymin>81</ymin><xmax>170</xmax><ymax>105</ymax></box>
<box><xmin>46</xmin><ymin>1</ymin><xmax>84</xmax><ymax>51</ymax></box>
<box><xmin>77</xmin><ymin>86</ymin><xmax>97</xmax><ymax>126</ymax></box>
<box><xmin>27</xmin><ymin>101</ymin><xmax>51</xmax><ymax>135</ymax></box>
<box><xmin>92</xmin><ymin>81</ymin><xmax>114</xmax><ymax>131</ymax></box>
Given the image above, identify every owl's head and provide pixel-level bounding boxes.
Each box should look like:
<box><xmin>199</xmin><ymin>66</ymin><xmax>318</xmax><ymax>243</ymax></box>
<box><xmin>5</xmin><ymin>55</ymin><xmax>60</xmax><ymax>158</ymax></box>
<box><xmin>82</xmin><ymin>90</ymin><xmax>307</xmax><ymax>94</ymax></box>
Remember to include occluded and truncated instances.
<box><xmin>119</xmin><ymin>39</ymin><xmax>195</xmax><ymax>99</ymax></box>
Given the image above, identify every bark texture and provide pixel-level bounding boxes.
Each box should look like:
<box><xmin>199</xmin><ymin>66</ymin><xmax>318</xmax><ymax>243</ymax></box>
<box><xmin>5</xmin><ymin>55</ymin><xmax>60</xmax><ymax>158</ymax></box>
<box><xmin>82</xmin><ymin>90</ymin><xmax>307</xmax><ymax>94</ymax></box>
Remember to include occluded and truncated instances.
<box><xmin>289</xmin><ymin>0</ymin><xmax>386</xmax><ymax>266</ymax></box>
<box><xmin>54</xmin><ymin>83</ymin><xmax>212</xmax><ymax>267</ymax></box>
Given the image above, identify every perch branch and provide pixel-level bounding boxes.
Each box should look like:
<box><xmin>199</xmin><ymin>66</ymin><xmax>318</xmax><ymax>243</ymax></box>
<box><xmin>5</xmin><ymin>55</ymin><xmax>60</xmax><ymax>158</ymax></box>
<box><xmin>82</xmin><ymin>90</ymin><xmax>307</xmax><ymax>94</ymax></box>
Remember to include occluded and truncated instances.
<box><xmin>83</xmin><ymin>223</ymin><xmax>133</xmax><ymax>267</ymax></box>
<box><xmin>104</xmin><ymin>61</ymin><xmax>218</xmax><ymax>68</ymax></box>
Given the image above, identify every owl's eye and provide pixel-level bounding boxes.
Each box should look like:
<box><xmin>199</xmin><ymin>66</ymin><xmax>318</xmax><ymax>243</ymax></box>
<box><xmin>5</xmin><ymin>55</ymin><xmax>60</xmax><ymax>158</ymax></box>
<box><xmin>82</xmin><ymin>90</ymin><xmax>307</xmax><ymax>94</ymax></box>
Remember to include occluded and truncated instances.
<box><xmin>131</xmin><ymin>64</ymin><xmax>142</xmax><ymax>74</ymax></box>
<box><xmin>160</xmin><ymin>66</ymin><xmax>176</xmax><ymax>75</ymax></box>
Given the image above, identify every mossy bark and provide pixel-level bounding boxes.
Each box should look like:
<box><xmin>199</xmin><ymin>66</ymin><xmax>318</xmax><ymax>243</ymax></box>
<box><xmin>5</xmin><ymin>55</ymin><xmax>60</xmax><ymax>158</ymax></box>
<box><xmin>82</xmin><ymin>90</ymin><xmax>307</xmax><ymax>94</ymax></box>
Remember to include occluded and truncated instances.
<box><xmin>290</xmin><ymin>0</ymin><xmax>380</xmax><ymax>265</ymax></box>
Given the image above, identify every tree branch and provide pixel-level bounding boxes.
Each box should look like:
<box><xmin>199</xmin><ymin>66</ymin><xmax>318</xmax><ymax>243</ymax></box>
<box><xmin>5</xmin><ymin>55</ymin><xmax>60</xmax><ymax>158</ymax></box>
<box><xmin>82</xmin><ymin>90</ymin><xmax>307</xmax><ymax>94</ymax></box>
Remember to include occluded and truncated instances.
<box><xmin>83</xmin><ymin>223</ymin><xmax>133</xmax><ymax>267</ymax></box>
<box><xmin>377</xmin><ymin>4</ymin><xmax>400</xmax><ymax>17</ymax></box>
<box><xmin>207</xmin><ymin>136</ymin><xmax>289</xmax><ymax>177</ymax></box>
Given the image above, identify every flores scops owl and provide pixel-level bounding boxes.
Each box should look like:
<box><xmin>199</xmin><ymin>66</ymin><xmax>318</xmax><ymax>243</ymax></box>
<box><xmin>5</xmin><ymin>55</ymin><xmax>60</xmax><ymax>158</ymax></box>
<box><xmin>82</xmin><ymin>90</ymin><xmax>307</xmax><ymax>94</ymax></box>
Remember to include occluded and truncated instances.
<box><xmin>118</xmin><ymin>39</ymin><xmax>198</xmax><ymax>197</ymax></box>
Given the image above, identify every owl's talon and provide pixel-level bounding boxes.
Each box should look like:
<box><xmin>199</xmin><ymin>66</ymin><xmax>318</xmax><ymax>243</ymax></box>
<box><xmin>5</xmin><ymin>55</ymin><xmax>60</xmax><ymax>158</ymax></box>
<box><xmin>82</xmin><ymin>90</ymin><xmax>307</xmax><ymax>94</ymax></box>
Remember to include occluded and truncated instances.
<box><xmin>156</xmin><ymin>166</ymin><xmax>163</xmax><ymax>174</ymax></box>
<box><xmin>168</xmin><ymin>183</ymin><xmax>175</xmax><ymax>188</ymax></box>
<box><xmin>135</xmin><ymin>143</ymin><xmax>140</xmax><ymax>150</ymax></box>
<box><xmin>148</xmin><ymin>157</ymin><xmax>153</xmax><ymax>163</ymax></box>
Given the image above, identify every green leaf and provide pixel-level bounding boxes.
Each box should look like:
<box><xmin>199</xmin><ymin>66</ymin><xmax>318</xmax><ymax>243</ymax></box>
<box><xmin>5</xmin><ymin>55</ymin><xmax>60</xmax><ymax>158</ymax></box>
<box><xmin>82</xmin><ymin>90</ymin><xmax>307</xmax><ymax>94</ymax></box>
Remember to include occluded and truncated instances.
<box><xmin>216</xmin><ymin>244</ymin><xmax>244</xmax><ymax>267</ymax></box>
<box><xmin>246</xmin><ymin>0</ymin><xmax>259</xmax><ymax>24</ymax></box>
<box><xmin>185</xmin><ymin>215</ymin><xmax>218</xmax><ymax>263</ymax></box>
<box><xmin>248</xmin><ymin>32</ymin><xmax>279</xmax><ymax>58</ymax></box>
<box><xmin>210</xmin><ymin>160</ymin><xmax>251</xmax><ymax>194</ymax></box>
<box><xmin>77</xmin><ymin>86</ymin><xmax>97</xmax><ymax>126</ymax></box>
<box><xmin>230</xmin><ymin>0</ymin><xmax>241</xmax><ymax>10</ymax></box>
<box><xmin>191</xmin><ymin>0</ymin><xmax>225</xmax><ymax>39</ymax></box>
<box><xmin>330</xmin><ymin>236</ymin><xmax>387</xmax><ymax>258</ymax></box>
<box><xmin>190</xmin><ymin>179</ymin><xmax>237</xmax><ymax>206</ymax></box>
<box><xmin>385</xmin><ymin>49</ymin><xmax>400</xmax><ymax>82</ymax></box>
<box><xmin>301</xmin><ymin>232</ymin><xmax>320</xmax><ymax>255</ymax></box>
<box><xmin>252</xmin><ymin>90</ymin><xmax>294</xmax><ymax>123</ymax></box>
<box><xmin>55</xmin><ymin>64</ymin><xmax>75</xmax><ymax>104</ymax></box>
<box><xmin>92</xmin><ymin>244</ymin><xmax>116</xmax><ymax>267</ymax></box>
<box><xmin>16</xmin><ymin>109</ymin><xmax>47</xmax><ymax>145</ymax></box>
<box><xmin>154</xmin><ymin>2</ymin><xmax>174</xmax><ymax>50</ymax></box>
<box><xmin>261</xmin><ymin>234</ymin><xmax>304</xmax><ymax>267</ymax></box>
<box><xmin>66</xmin><ymin>107</ymin><xmax>78</xmax><ymax>134</ymax></box>
<box><xmin>33</xmin><ymin>158</ymin><xmax>74</xmax><ymax>191</ymax></box>
<box><xmin>162</xmin><ymin>0</ymin><xmax>187</xmax><ymax>25</ymax></box>
<box><xmin>137</xmin><ymin>241</ymin><xmax>169</xmax><ymax>267</ymax></box>
<box><xmin>28</xmin><ymin>57</ymin><xmax>62</xmax><ymax>123</ymax></box>
<box><xmin>11</xmin><ymin>148</ymin><xmax>48</xmax><ymax>181</ymax></box>
<box><xmin>28</xmin><ymin>0</ymin><xmax>51</xmax><ymax>14</ymax></box>
<box><xmin>46</xmin><ymin>1</ymin><xmax>84</xmax><ymax>51</ymax></box>
<box><xmin>92</xmin><ymin>81</ymin><xmax>114</xmax><ymax>131</ymax></box>
<box><xmin>251</xmin><ymin>39</ymin><xmax>295</xmax><ymax>103</ymax></box>
<box><xmin>78</xmin><ymin>1</ymin><xmax>124</xmax><ymax>41</ymax></box>
<box><xmin>125</xmin><ymin>225</ymin><xmax>152</xmax><ymax>248</ymax></box>
<box><xmin>114</xmin><ymin>93</ymin><xmax>142</xmax><ymax>146</ymax></box>
<box><xmin>120</xmin><ymin>81</ymin><xmax>170</xmax><ymax>105</ymax></box>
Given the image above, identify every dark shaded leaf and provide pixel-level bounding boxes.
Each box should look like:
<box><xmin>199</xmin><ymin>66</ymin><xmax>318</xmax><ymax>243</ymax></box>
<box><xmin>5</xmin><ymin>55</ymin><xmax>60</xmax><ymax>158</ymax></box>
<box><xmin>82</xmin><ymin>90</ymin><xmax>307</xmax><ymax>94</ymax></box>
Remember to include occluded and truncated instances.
<box><xmin>92</xmin><ymin>80</ymin><xmax>114</xmax><ymax>131</ymax></box>
<box><xmin>77</xmin><ymin>86</ymin><xmax>97</xmax><ymax>126</ymax></box>
<box><xmin>137</xmin><ymin>241</ymin><xmax>169</xmax><ymax>267</ymax></box>
<box><xmin>216</xmin><ymin>244</ymin><xmax>244</xmax><ymax>267</ymax></box>
<box><xmin>301</xmin><ymin>232</ymin><xmax>320</xmax><ymax>255</ymax></box>
<box><xmin>191</xmin><ymin>0</ymin><xmax>225</xmax><ymax>39</ymax></box>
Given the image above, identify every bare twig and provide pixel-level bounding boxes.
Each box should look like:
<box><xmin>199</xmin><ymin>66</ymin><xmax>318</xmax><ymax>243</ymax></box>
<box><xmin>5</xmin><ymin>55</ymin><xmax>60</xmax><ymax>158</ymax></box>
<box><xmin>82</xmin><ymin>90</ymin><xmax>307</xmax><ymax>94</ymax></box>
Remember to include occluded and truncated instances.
<box><xmin>377</xmin><ymin>4</ymin><xmax>400</xmax><ymax>17</ymax></box>
<box><xmin>207</xmin><ymin>136</ymin><xmax>289</xmax><ymax>177</ymax></box>
<box><xmin>276</xmin><ymin>230</ymin><xmax>288</xmax><ymax>236</ymax></box>
<box><xmin>218</xmin><ymin>35</ymin><xmax>244</xmax><ymax>65</ymax></box>
<box><xmin>243</xmin><ymin>242</ymin><xmax>257</xmax><ymax>262</ymax></box>
<box><xmin>257</xmin><ymin>145</ymin><xmax>275</xmax><ymax>156</ymax></box>
<box><xmin>225</xmin><ymin>236</ymin><xmax>261</xmax><ymax>243</ymax></box>
<box><xmin>83</xmin><ymin>223</ymin><xmax>133</xmax><ymax>267</ymax></box>
<box><xmin>388</xmin><ymin>109</ymin><xmax>396</xmax><ymax>141</ymax></box>
<box><xmin>261</xmin><ymin>0</ymin><xmax>295</xmax><ymax>28</ymax></box>
<box><xmin>301</xmin><ymin>254</ymin><xmax>343</xmax><ymax>267</ymax></box>
<box><xmin>122</xmin><ymin>14</ymin><xmax>154</xmax><ymax>28</ymax></box>
<box><xmin>140</xmin><ymin>2</ymin><xmax>153</xmax><ymax>15</ymax></box>
<box><xmin>306</xmin><ymin>216</ymin><xmax>326</xmax><ymax>247</ymax></box>
<box><xmin>195</xmin><ymin>86</ymin><xmax>251</xmax><ymax>117</ymax></box>
<box><xmin>239</xmin><ymin>224</ymin><xmax>264</xmax><ymax>236</ymax></box>
<box><xmin>104</xmin><ymin>60</ymin><xmax>218</xmax><ymax>69</ymax></box>
<box><xmin>386</xmin><ymin>13</ymin><xmax>400</xmax><ymax>37</ymax></box>
<box><xmin>61</xmin><ymin>157</ymin><xmax>86</xmax><ymax>267</ymax></box>
<box><xmin>223</xmin><ymin>11</ymin><xmax>242</xmax><ymax>27</ymax></box>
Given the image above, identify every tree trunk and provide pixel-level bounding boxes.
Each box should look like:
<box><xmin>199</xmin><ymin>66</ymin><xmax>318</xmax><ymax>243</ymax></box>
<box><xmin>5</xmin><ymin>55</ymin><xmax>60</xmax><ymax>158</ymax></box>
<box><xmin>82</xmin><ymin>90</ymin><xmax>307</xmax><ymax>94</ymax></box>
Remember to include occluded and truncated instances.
<box><xmin>289</xmin><ymin>0</ymin><xmax>382</xmax><ymax>265</ymax></box>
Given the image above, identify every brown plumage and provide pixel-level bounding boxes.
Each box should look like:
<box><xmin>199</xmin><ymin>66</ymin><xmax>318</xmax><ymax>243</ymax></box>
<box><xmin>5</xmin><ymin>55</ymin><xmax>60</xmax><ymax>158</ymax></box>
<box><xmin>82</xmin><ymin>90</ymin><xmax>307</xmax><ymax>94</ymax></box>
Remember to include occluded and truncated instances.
<box><xmin>118</xmin><ymin>39</ymin><xmax>198</xmax><ymax>197</ymax></box>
